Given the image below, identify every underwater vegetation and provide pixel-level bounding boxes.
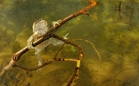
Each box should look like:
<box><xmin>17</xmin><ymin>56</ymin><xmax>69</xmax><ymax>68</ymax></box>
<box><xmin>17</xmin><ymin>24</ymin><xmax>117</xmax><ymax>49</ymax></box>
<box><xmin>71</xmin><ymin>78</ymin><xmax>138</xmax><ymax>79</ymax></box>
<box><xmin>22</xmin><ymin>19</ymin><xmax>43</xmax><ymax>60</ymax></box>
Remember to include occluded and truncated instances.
<box><xmin>0</xmin><ymin>0</ymin><xmax>139</xmax><ymax>86</ymax></box>
<box><xmin>70</xmin><ymin>46</ymin><xmax>76</xmax><ymax>52</ymax></box>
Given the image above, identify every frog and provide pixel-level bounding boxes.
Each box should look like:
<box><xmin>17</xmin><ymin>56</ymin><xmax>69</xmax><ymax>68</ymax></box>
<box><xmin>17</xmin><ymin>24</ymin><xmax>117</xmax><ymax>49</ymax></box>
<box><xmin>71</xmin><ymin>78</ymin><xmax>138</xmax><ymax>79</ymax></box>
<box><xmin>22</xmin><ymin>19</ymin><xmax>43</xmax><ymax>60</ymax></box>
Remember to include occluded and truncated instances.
<box><xmin>27</xmin><ymin>19</ymin><xmax>68</xmax><ymax>67</ymax></box>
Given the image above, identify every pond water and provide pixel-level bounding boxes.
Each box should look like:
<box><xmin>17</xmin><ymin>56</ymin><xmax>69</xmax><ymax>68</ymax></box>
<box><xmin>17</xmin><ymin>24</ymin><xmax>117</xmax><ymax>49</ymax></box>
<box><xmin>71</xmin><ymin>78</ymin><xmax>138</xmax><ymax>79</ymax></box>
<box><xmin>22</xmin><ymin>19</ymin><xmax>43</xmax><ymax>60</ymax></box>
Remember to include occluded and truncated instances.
<box><xmin>0</xmin><ymin>0</ymin><xmax>139</xmax><ymax>86</ymax></box>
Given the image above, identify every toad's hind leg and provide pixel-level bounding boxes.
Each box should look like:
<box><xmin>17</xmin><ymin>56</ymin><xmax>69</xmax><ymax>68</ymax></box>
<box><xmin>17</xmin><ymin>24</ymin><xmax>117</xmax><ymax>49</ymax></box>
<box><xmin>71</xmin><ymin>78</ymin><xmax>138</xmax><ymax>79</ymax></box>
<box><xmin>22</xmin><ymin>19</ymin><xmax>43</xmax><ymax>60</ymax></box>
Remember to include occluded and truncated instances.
<box><xmin>35</xmin><ymin>41</ymin><xmax>51</xmax><ymax>66</ymax></box>
<box><xmin>36</xmin><ymin>54</ymin><xmax>42</xmax><ymax>66</ymax></box>
<box><xmin>35</xmin><ymin>47</ymin><xmax>43</xmax><ymax>66</ymax></box>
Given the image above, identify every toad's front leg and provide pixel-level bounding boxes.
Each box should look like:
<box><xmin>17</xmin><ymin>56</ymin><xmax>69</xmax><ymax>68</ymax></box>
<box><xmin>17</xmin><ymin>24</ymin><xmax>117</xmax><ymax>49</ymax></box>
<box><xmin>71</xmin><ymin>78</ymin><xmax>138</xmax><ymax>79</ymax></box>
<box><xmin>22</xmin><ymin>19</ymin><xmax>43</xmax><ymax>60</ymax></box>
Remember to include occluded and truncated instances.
<box><xmin>52</xmin><ymin>20</ymin><xmax>61</xmax><ymax>27</ymax></box>
<box><xmin>27</xmin><ymin>35</ymin><xmax>35</xmax><ymax>49</ymax></box>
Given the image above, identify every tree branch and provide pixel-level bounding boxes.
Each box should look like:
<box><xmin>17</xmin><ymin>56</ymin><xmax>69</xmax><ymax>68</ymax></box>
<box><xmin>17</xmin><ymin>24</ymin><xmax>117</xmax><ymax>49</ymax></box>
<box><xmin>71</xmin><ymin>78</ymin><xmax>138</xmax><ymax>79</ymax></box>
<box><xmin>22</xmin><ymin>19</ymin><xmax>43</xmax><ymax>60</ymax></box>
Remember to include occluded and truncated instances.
<box><xmin>0</xmin><ymin>0</ymin><xmax>98</xmax><ymax>85</ymax></box>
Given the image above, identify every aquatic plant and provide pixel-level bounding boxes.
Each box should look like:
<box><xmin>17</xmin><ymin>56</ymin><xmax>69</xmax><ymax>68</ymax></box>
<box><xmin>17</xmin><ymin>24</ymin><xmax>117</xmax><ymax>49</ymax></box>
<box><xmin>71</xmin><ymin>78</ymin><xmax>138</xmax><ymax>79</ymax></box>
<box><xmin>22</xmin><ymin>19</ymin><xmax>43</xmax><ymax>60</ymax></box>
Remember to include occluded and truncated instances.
<box><xmin>70</xmin><ymin>46</ymin><xmax>76</xmax><ymax>52</ymax></box>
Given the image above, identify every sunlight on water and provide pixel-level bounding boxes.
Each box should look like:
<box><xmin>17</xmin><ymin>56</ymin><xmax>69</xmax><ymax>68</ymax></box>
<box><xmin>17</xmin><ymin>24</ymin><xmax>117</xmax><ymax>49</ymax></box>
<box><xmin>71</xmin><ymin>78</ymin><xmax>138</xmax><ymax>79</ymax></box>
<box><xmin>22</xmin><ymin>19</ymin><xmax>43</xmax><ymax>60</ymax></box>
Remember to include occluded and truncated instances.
<box><xmin>0</xmin><ymin>0</ymin><xmax>139</xmax><ymax>86</ymax></box>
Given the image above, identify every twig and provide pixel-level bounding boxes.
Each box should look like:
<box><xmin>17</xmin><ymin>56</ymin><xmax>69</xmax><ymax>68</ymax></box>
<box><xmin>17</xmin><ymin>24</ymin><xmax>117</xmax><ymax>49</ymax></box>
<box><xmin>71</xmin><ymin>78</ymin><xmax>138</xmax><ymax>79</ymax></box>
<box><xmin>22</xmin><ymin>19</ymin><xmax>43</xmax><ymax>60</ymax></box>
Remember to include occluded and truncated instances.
<box><xmin>74</xmin><ymin>39</ymin><xmax>101</xmax><ymax>60</ymax></box>
<box><xmin>113</xmin><ymin>0</ymin><xmax>134</xmax><ymax>26</ymax></box>
<box><xmin>0</xmin><ymin>0</ymin><xmax>97</xmax><ymax>85</ymax></box>
<box><xmin>85</xmin><ymin>12</ymin><xmax>99</xmax><ymax>21</ymax></box>
<box><xmin>52</xmin><ymin>34</ymin><xmax>83</xmax><ymax>86</ymax></box>
<box><xmin>13</xmin><ymin>61</ymin><xmax>52</xmax><ymax>71</ymax></box>
<box><xmin>129</xmin><ymin>0</ymin><xmax>134</xmax><ymax>26</ymax></box>
<box><xmin>113</xmin><ymin>1</ymin><xmax>122</xmax><ymax>21</ymax></box>
<box><xmin>14</xmin><ymin>34</ymin><xmax>84</xmax><ymax>86</ymax></box>
<box><xmin>0</xmin><ymin>59</ymin><xmax>15</xmax><ymax>76</ymax></box>
<box><xmin>54</xmin><ymin>43</ymin><xmax>65</xmax><ymax>59</ymax></box>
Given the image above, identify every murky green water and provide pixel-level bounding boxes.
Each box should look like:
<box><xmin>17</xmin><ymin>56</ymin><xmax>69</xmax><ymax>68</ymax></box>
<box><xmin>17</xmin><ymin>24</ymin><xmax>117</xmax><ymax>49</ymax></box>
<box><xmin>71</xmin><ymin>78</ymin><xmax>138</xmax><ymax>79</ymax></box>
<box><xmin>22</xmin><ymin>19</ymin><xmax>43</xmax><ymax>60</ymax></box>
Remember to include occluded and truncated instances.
<box><xmin>0</xmin><ymin>0</ymin><xmax>139</xmax><ymax>86</ymax></box>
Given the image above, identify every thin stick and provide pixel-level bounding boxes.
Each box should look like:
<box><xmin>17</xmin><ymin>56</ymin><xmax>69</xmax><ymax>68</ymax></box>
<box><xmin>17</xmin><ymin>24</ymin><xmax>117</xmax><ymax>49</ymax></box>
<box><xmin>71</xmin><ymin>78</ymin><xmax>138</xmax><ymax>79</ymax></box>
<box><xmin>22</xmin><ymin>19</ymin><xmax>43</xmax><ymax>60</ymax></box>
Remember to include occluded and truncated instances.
<box><xmin>74</xmin><ymin>39</ymin><xmax>101</xmax><ymax>60</ymax></box>
<box><xmin>13</xmin><ymin>61</ymin><xmax>52</xmax><ymax>71</ymax></box>
<box><xmin>129</xmin><ymin>0</ymin><xmax>134</xmax><ymax>26</ymax></box>
<box><xmin>113</xmin><ymin>0</ymin><xmax>134</xmax><ymax>26</ymax></box>
<box><xmin>52</xmin><ymin>34</ymin><xmax>83</xmax><ymax>86</ymax></box>
<box><xmin>85</xmin><ymin>12</ymin><xmax>99</xmax><ymax>21</ymax></box>
<box><xmin>54</xmin><ymin>43</ymin><xmax>65</xmax><ymax>59</ymax></box>
<box><xmin>13</xmin><ymin>58</ymin><xmax>78</xmax><ymax>70</ymax></box>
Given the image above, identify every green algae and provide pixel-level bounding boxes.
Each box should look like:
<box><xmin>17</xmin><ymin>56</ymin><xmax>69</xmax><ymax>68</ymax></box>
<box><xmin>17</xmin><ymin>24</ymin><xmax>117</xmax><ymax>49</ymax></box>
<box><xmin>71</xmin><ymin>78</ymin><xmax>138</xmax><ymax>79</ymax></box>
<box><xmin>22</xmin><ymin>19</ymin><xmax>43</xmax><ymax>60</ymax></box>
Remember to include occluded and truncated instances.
<box><xmin>70</xmin><ymin>46</ymin><xmax>76</xmax><ymax>52</ymax></box>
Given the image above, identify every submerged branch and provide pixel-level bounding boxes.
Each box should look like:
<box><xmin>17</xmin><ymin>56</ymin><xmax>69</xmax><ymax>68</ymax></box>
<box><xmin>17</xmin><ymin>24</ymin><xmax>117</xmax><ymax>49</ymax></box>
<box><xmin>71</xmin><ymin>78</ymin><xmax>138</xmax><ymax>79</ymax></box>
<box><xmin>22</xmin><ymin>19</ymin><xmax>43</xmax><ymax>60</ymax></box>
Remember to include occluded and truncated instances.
<box><xmin>13</xmin><ymin>61</ymin><xmax>52</xmax><ymax>71</ymax></box>
<box><xmin>0</xmin><ymin>59</ymin><xmax>15</xmax><ymax>76</ymax></box>
<box><xmin>0</xmin><ymin>0</ymin><xmax>97</xmax><ymax>85</ymax></box>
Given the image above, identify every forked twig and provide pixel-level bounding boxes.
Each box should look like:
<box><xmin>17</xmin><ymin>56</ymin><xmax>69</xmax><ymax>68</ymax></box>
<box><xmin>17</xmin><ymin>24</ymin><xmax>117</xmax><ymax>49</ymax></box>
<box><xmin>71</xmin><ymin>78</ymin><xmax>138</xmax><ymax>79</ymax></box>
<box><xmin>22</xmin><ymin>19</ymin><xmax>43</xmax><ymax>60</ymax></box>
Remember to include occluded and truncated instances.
<box><xmin>0</xmin><ymin>0</ymin><xmax>98</xmax><ymax>86</ymax></box>
<box><xmin>13</xmin><ymin>34</ymin><xmax>84</xmax><ymax>86</ymax></box>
